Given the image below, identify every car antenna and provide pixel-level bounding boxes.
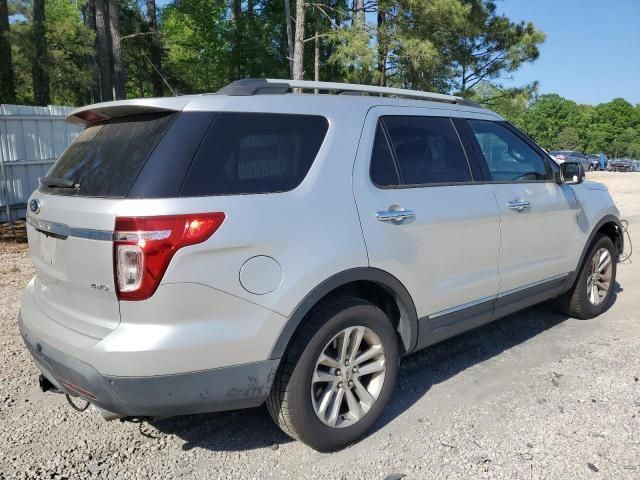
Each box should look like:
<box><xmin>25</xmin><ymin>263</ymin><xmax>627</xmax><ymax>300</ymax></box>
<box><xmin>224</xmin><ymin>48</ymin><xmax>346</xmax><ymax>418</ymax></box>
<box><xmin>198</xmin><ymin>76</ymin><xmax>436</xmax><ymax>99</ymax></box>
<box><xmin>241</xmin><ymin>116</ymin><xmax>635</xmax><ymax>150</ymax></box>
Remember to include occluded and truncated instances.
<box><xmin>142</xmin><ymin>53</ymin><xmax>178</xmax><ymax>97</ymax></box>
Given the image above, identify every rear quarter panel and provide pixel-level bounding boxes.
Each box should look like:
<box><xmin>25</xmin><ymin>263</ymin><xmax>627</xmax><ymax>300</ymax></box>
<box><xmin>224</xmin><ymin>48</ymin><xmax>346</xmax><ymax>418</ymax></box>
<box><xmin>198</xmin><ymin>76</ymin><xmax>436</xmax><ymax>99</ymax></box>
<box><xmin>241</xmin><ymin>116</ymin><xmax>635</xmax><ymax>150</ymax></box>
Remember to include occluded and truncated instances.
<box><xmin>117</xmin><ymin>97</ymin><xmax>371</xmax><ymax>319</ymax></box>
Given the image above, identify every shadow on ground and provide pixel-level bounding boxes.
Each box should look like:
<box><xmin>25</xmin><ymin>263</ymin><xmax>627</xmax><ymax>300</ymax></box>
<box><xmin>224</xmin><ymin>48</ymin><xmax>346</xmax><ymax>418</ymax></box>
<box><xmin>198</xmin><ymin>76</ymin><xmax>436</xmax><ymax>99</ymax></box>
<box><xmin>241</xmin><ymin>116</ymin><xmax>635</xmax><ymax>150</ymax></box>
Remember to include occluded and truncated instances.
<box><xmin>150</xmin><ymin>288</ymin><xmax>620</xmax><ymax>452</ymax></box>
<box><xmin>151</xmin><ymin>405</ymin><xmax>293</xmax><ymax>451</ymax></box>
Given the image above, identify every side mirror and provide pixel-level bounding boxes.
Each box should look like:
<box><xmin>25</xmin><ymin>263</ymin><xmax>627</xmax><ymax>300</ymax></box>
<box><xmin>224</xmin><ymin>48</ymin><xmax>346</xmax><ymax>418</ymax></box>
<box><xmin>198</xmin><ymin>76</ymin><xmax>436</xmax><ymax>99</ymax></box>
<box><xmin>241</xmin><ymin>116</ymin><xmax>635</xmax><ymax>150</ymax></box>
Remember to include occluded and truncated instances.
<box><xmin>558</xmin><ymin>161</ymin><xmax>585</xmax><ymax>185</ymax></box>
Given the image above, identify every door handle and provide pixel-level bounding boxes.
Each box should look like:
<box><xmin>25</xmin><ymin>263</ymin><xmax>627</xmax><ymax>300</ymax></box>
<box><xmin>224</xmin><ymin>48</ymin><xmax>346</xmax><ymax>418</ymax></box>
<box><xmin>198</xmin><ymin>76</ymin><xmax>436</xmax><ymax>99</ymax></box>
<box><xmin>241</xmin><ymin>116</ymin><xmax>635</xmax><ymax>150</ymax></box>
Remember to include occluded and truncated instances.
<box><xmin>507</xmin><ymin>200</ymin><xmax>531</xmax><ymax>212</ymax></box>
<box><xmin>376</xmin><ymin>209</ymin><xmax>416</xmax><ymax>223</ymax></box>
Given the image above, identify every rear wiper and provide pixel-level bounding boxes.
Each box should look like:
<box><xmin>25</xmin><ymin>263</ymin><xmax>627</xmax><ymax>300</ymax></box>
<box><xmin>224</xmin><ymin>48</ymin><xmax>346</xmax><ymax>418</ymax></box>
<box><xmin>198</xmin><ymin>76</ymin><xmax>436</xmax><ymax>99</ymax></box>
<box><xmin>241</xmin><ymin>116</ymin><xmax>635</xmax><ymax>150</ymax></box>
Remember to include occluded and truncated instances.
<box><xmin>40</xmin><ymin>176</ymin><xmax>79</xmax><ymax>189</ymax></box>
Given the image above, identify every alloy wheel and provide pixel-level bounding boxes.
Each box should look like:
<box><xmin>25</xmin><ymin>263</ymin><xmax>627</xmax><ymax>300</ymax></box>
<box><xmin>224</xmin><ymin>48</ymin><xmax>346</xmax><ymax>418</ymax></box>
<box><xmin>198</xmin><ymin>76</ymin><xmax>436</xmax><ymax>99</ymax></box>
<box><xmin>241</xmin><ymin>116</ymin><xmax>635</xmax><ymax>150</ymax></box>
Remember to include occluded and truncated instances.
<box><xmin>311</xmin><ymin>326</ymin><xmax>386</xmax><ymax>428</ymax></box>
<box><xmin>586</xmin><ymin>247</ymin><xmax>613</xmax><ymax>306</ymax></box>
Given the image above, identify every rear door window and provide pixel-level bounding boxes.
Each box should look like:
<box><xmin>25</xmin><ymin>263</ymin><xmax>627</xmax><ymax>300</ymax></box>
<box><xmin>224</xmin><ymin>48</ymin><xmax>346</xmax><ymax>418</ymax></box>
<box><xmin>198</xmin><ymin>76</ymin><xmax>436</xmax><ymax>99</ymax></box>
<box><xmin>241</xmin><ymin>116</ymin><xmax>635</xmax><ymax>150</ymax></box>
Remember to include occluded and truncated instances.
<box><xmin>180</xmin><ymin>113</ymin><xmax>329</xmax><ymax>196</ymax></box>
<box><xmin>43</xmin><ymin>113</ymin><xmax>177</xmax><ymax>197</ymax></box>
<box><xmin>370</xmin><ymin>123</ymin><xmax>401</xmax><ymax>186</ymax></box>
<box><xmin>371</xmin><ymin>116</ymin><xmax>472</xmax><ymax>187</ymax></box>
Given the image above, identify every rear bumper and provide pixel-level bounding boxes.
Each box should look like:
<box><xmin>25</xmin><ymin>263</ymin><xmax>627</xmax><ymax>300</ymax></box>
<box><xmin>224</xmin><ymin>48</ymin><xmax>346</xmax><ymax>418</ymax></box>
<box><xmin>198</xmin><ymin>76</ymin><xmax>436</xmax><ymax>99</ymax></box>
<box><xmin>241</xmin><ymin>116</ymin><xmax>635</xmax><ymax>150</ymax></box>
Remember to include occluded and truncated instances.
<box><xmin>19</xmin><ymin>313</ymin><xmax>278</xmax><ymax>417</ymax></box>
<box><xmin>19</xmin><ymin>278</ymin><xmax>288</xmax><ymax>376</ymax></box>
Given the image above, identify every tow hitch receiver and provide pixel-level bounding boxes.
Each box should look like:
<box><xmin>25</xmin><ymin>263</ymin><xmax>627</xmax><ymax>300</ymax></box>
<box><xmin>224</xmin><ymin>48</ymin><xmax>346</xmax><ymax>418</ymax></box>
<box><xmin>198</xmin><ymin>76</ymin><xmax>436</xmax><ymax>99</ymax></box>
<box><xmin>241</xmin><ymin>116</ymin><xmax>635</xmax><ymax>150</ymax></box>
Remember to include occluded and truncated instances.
<box><xmin>38</xmin><ymin>374</ymin><xmax>91</xmax><ymax>413</ymax></box>
<box><xmin>39</xmin><ymin>374</ymin><xmax>60</xmax><ymax>394</ymax></box>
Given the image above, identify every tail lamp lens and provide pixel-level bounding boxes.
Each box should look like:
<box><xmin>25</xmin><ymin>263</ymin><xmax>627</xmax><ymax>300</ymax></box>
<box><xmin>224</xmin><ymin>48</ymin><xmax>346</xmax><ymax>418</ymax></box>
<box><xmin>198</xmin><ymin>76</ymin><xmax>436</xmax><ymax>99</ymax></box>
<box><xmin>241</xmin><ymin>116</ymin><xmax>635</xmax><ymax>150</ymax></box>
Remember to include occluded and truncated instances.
<box><xmin>114</xmin><ymin>213</ymin><xmax>225</xmax><ymax>300</ymax></box>
<box><xmin>116</xmin><ymin>245</ymin><xmax>144</xmax><ymax>292</ymax></box>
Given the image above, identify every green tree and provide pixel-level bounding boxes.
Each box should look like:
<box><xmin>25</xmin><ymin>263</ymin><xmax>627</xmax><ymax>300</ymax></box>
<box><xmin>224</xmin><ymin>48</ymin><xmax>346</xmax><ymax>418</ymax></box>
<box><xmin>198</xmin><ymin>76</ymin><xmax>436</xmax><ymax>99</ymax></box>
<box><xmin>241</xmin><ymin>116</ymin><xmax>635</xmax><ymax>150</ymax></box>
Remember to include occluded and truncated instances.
<box><xmin>93</xmin><ymin>0</ymin><xmax>112</xmax><ymax>100</ymax></box>
<box><xmin>8</xmin><ymin>0</ymin><xmax>94</xmax><ymax>105</ymax></box>
<box><xmin>0</xmin><ymin>0</ymin><xmax>553</xmax><ymax>106</ymax></box>
<box><xmin>0</xmin><ymin>0</ymin><xmax>16</xmax><ymax>102</ymax></box>
<box><xmin>559</xmin><ymin>98</ymin><xmax>640</xmax><ymax>156</ymax></box>
<box><xmin>391</xmin><ymin>0</ymin><xmax>469</xmax><ymax>91</ymax></box>
<box><xmin>555</xmin><ymin>126</ymin><xmax>581</xmax><ymax>150</ymax></box>
<box><xmin>325</xmin><ymin>1</ymin><xmax>545</xmax><ymax>93</ymax></box>
<box><xmin>108</xmin><ymin>0</ymin><xmax>125</xmax><ymax>99</ymax></box>
<box><xmin>161</xmin><ymin>0</ymin><xmax>290</xmax><ymax>93</ymax></box>
<box><xmin>610</xmin><ymin>127</ymin><xmax>638</xmax><ymax>158</ymax></box>
<box><xmin>47</xmin><ymin>0</ymin><xmax>94</xmax><ymax>105</ymax></box>
<box><xmin>119</xmin><ymin>0</ymin><xmax>155</xmax><ymax>98</ymax></box>
<box><xmin>32</xmin><ymin>0</ymin><xmax>50</xmax><ymax>104</ymax></box>
<box><xmin>452</xmin><ymin>0</ymin><xmax>545</xmax><ymax>94</ymax></box>
<box><xmin>469</xmin><ymin>81</ymin><xmax>537</xmax><ymax>128</ymax></box>
<box><xmin>145</xmin><ymin>0</ymin><xmax>164</xmax><ymax>96</ymax></box>
<box><xmin>328</xmin><ymin>23</ymin><xmax>376</xmax><ymax>84</ymax></box>
<box><xmin>520</xmin><ymin>94</ymin><xmax>582</xmax><ymax>149</ymax></box>
<box><xmin>161</xmin><ymin>0</ymin><xmax>228</xmax><ymax>92</ymax></box>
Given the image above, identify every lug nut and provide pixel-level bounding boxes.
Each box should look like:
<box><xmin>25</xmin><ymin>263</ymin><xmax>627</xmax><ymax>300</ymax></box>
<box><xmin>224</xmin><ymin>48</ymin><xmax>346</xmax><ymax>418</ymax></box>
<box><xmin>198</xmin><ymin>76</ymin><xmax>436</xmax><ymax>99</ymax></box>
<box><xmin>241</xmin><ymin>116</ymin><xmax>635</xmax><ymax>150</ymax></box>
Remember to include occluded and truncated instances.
<box><xmin>345</xmin><ymin>360</ymin><xmax>350</xmax><ymax>366</ymax></box>
<box><xmin>338</xmin><ymin>382</ymin><xmax>343</xmax><ymax>388</ymax></box>
<box><xmin>352</xmin><ymin>366</ymin><xmax>358</xmax><ymax>373</ymax></box>
<box><xmin>336</xmin><ymin>369</ymin><xmax>341</xmax><ymax>376</ymax></box>
<box><xmin>348</xmin><ymin>380</ymin><xmax>354</xmax><ymax>387</ymax></box>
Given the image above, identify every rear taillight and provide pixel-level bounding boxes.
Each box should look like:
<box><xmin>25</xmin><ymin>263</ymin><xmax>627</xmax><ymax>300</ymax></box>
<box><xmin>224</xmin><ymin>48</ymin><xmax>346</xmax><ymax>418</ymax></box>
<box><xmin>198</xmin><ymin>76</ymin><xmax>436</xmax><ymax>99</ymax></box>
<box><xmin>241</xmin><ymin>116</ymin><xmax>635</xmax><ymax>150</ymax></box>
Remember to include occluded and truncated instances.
<box><xmin>114</xmin><ymin>213</ymin><xmax>225</xmax><ymax>300</ymax></box>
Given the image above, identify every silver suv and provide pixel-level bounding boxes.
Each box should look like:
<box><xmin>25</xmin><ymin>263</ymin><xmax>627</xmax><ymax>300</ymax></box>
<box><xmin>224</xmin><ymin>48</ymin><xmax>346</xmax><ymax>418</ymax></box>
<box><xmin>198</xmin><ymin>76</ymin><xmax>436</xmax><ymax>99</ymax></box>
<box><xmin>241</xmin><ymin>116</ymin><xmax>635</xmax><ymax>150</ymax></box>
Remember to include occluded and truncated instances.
<box><xmin>19</xmin><ymin>79</ymin><xmax>624</xmax><ymax>451</ymax></box>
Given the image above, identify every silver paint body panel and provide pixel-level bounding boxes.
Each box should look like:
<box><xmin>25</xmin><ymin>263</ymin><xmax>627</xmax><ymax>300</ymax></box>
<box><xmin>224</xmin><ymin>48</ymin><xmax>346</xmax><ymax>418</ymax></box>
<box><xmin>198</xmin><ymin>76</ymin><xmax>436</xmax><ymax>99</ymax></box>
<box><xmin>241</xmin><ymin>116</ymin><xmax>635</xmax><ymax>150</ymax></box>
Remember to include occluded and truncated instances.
<box><xmin>20</xmin><ymin>92</ymin><xmax>620</xmax><ymax>395</ymax></box>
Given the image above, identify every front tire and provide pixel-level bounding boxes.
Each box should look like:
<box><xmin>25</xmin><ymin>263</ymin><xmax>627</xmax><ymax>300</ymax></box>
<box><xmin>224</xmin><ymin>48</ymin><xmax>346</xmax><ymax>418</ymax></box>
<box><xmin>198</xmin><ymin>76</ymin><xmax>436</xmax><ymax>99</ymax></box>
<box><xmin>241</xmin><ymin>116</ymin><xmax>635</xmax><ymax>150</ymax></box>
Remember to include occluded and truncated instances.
<box><xmin>557</xmin><ymin>234</ymin><xmax>617</xmax><ymax>319</ymax></box>
<box><xmin>267</xmin><ymin>296</ymin><xmax>399</xmax><ymax>451</ymax></box>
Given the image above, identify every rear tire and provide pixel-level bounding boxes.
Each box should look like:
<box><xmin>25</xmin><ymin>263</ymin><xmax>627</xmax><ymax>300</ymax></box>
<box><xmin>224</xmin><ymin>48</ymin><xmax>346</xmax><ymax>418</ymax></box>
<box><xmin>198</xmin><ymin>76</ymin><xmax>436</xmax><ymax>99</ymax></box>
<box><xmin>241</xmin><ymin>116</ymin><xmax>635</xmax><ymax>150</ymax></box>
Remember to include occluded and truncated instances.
<box><xmin>557</xmin><ymin>234</ymin><xmax>617</xmax><ymax>319</ymax></box>
<box><xmin>267</xmin><ymin>296</ymin><xmax>399</xmax><ymax>451</ymax></box>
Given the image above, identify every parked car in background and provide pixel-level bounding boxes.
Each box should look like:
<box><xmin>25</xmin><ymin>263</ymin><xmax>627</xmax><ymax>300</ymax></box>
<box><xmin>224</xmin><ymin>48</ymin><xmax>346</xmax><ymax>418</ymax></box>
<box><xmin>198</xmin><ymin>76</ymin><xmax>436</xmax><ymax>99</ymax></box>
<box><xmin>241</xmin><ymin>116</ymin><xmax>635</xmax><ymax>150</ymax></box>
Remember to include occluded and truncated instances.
<box><xmin>632</xmin><ymin>160</ymin><xmax>640</xmax><ymax>172</ymax></box>
<box><xmin>549</xmin><ymin>150</ymin><xmax>591</xmax><ymax>169</ymax></box>
<box><xmin>587</xmin><ymin>153</ymin><xmax>607</xmax><ymax>171</ymax></box>
<box><xmin>608</xmin><ymin>158</ymin><xmax>633</xmax><ymax>172</ymax></box>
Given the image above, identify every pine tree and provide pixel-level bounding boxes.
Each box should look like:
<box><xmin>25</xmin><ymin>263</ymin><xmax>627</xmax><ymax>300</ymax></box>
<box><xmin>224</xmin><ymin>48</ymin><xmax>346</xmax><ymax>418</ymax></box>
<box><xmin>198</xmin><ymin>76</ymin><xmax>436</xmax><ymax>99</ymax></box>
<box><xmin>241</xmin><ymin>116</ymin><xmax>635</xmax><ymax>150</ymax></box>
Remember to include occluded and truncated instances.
<box><xmin>32</xmin><ymin>0</ymin><xmax>50</xmax><ymax>105</ymax></box>
<box><xmin>0</xmin><ymin>0</ymin><xmax>16</xmax><ymax>102</ymax></box>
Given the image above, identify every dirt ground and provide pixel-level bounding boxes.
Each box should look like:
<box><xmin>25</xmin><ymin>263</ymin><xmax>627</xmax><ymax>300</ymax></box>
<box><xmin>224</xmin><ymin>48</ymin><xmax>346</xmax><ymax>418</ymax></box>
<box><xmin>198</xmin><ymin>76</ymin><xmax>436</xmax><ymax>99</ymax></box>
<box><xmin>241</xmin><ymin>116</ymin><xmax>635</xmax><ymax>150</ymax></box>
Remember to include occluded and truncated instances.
<box><xmin>0</xmin><ymin>171</ymin><xmax>638</xmax><ymax>479</ymax></box>
<box><xmin>0</xmin><ymin>221</ymin><xmax>27</xmax><ymax>244</ymax></box>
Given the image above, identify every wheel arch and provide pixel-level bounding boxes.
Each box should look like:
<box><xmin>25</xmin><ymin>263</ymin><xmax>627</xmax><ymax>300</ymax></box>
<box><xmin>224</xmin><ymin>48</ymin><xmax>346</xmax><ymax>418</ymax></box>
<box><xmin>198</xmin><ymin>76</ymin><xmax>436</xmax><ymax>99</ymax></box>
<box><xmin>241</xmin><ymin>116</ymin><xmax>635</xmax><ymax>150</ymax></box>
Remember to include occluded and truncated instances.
<box><xmin>563</xmin><ymin>214</ymin><xmax>623</xmax><ymax>293</ymax></box>
<box><xmin>268</xmin><ymin>268</ymin><xmax>418</xmax><ymax>359</ymax></box>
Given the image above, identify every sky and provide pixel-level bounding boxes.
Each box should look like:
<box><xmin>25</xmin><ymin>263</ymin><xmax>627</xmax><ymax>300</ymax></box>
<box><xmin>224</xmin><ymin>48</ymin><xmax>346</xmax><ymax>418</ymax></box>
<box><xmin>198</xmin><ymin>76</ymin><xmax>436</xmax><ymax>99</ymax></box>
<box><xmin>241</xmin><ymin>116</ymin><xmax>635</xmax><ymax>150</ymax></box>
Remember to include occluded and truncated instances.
<box><xmin>495</xmin><ymin>0</ymin><xmax>640</xmax><ymax>105</ymax></box>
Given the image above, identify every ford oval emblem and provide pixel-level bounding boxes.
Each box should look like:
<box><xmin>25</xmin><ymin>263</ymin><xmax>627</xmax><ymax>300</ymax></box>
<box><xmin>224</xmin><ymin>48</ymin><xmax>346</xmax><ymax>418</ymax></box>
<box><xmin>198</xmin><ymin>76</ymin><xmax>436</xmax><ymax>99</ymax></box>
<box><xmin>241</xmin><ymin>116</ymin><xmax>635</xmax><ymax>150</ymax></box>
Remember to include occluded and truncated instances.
<box><xmin>30</xmin><ymin>199</ymin><xmax>41</xmax><ymax>214</ymax></box>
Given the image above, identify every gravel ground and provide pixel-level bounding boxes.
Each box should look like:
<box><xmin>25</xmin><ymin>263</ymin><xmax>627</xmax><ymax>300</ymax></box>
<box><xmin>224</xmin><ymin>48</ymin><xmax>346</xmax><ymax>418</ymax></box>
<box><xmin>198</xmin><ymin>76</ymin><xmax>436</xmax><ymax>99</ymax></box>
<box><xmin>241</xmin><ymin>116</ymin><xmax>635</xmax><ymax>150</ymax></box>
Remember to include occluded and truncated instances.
<box><xmin>1</xmin><ymin>171</ymin><xmax>639</xmax><ymax>479</ymax></box>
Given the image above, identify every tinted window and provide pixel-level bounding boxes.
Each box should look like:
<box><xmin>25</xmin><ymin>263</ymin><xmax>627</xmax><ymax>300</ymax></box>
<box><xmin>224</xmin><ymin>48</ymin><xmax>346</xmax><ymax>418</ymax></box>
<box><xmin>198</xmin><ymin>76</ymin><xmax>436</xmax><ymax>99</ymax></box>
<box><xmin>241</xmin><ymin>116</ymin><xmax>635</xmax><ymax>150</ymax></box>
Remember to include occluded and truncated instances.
<box><xmin>128</xmin><ymin>112</ymin><xmax>216</xmax><ymax>198</ymax></box>
<box><xmin>181</xmin><ymin>113</ymin><xmax>328</xmax><ymax>196</ymax></box>
<box><xmin>372</xmin><ymin>116</ymin><xmax>471</xmax><ymax>186</ymax></box>
<box><xmin>44</xmin><ymin>113</ymin><xmax>176</xmax><ymax>197</ymax></box>
<box><xmin>370</xmin><ymin>124</ymin><xmax>400</xmax><ymax>186</ymax></box>
<box><xmin>468</xmin><ymin>120</ymin><xmax>549</xmax><ymax>182</ymax></box>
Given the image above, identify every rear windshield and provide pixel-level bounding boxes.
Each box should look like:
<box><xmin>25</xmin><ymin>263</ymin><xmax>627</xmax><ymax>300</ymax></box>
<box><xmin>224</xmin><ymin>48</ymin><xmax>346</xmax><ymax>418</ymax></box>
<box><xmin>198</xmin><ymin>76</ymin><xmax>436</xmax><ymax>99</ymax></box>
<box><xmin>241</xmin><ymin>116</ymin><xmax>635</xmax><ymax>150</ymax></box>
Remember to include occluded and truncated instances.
<box><xmin>41</xmin><ymin>111</ymin><xmax>328</xmax><ymax>199</ymax></box>
<box><xmin>42</xmin><ymin>113</ymin><xmax>177</xmax><ymax>197</ymax></box>
<box><xmin>180</xmin><ymin>112</ymin><xmax>329</xmax><ymax>196</ymax></box>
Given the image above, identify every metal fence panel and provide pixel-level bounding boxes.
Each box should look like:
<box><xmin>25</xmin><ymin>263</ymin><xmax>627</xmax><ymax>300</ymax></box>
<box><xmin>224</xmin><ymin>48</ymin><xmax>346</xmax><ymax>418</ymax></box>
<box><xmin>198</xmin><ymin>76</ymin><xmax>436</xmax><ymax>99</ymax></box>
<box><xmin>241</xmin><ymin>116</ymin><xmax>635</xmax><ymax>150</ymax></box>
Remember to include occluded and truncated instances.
<box><xmin>0</xmin><ymin>104</ymin><xmax>81</xmax><ymax>222</ymax></box>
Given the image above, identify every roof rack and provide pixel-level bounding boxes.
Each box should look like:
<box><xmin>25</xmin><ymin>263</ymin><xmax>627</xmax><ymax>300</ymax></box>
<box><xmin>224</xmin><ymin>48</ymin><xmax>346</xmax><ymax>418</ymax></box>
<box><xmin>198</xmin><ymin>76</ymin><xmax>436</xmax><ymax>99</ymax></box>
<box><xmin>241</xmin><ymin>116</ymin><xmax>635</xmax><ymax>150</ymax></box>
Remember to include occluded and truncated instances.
<box><xmin>216</xmin><ymin>78</ymin><xmax>481</xmax><ymax>108</ymax></box>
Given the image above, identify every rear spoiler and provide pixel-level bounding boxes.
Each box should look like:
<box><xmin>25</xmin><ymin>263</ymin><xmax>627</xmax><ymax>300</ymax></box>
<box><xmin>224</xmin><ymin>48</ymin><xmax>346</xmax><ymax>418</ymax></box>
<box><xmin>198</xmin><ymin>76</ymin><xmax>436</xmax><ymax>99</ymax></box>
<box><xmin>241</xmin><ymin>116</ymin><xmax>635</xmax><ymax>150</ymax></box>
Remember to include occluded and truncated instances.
<box><xmin>67</xmin><ymin>97</ymin><xmax>195</xmax><ymax>125</ymax></box>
